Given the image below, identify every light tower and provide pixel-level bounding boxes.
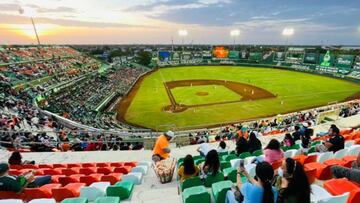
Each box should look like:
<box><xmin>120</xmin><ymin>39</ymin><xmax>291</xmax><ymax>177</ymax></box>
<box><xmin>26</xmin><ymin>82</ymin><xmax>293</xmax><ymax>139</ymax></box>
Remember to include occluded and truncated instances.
<box><xmin>178</xmin><ymin>29</ymin><xmax>188</xmax><ymax>51</ymax></box>
<box><xmin>19</xmin><ymin>6</ymin><xmax>41</xmax><ymax>45</ymax></box>
<box><xmin>282</xmin><ymin>28</ymin><xmax>294</xmax><ymax>52</ymax></box>
<box><xmin>230</xmin><ymin>29</ymin><xmax>240</xmax><ymax>50</ymax></box>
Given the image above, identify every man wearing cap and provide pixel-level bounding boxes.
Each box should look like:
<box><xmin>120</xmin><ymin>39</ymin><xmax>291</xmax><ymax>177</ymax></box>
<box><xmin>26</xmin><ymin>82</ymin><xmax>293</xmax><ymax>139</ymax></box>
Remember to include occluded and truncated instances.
<box><xmin>0</xmin><ymin>163</ymin><xmax>51</xmax><ymax>193</ymax></box>
<box><xmin>152</xmin><ymin>131</ymin><xmax>174</xmax><ymax>162</ymax></box>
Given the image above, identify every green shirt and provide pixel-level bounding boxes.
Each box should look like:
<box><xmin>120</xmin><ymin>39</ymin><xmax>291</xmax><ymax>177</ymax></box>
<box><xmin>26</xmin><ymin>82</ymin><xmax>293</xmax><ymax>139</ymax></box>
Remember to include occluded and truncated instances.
<box><xmin>0</xmin><ymin>175</ymin><xmax>25</xmax><ymax>193</ymax></box>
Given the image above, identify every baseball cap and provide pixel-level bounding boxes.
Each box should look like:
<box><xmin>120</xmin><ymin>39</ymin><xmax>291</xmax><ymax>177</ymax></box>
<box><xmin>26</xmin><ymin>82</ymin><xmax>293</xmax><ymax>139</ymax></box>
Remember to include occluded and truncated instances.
<box><xmin>165</xmin><ymin>131</ymin><xmax>175</xmax><ymax>138</ymax></box>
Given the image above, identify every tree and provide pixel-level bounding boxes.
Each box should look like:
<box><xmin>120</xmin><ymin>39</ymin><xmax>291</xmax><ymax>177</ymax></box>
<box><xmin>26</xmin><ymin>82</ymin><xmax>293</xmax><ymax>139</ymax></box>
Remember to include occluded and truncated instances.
<box><xmin>136</xmin><ymin>50</ymin><xmax>152</xmax><ymax>66</ymax></box>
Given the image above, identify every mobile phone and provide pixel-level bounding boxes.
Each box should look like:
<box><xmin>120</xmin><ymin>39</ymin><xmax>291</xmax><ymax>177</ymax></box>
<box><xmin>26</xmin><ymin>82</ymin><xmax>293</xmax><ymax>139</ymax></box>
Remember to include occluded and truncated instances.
<box><xmin>239</xmin><ymin>159</ymin><xmax>244</xmax><ymax>168</ymax></box>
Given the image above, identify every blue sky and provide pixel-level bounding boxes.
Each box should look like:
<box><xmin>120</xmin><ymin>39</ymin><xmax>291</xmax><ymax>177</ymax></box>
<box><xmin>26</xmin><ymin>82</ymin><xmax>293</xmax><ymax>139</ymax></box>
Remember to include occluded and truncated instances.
<box><xmin>0</xmin><ymin>0</ymin><xmax>359</xmax><ymax>44</ymax></box>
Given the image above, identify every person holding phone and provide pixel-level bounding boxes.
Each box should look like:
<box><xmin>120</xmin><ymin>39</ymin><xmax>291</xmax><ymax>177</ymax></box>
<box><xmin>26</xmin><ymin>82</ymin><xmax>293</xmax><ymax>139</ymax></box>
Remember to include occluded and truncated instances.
<box><xmin>225</xmin><ymin>162</ymin><xmax>278</xmax><ymax>203</ymax></box>
<box><xmin>0</xmin><ymin>163</ymin><xmax>51</xmax><ymax>193</ymax></box>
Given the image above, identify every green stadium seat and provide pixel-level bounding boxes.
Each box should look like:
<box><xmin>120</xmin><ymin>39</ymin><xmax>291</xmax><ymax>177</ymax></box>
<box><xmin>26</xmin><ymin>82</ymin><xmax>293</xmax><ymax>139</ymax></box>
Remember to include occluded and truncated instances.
<box><xmin>229</xmin><ymin>150</ymin><xmax>236</xmax><ymax>155</ymax></box>
<box><xmin>311</xmin><ymin>140</ymin><xmax>322</xmax><ymax>146</ymax></box>
<box><xmin>252</xmin><ymin>149</ymin><xmax>263</xmax><ymax>156</ymax></box>
<box><xmin>308</xmin><ymin>146</ymin><xmax>316</xmax><ymax>154</ymax></box>
<box><xmin>239</xmin><ymin>152</ymin><xmax>251</xmax><ymax>159</ymax></box>
<box><xmin>94</xmin><ymin>197</ymin><xmax>120</xmax><ymax>203</ymax></box>
<box><xmin>106</xmin><ymin>181</ymin><xmax>134</xmax><ymax>200</ymax></box>
<box><xmin>182</xmin><ymin>186</ymin><xmax>211</xmax><ymax>203</ymax></box>
<box><xmin>220</xmin><ymin>161</ymin><xmax>231</xmax><ymax>170</ymax></box>
<box><xmin>290</xmin><ymin>144</ymin><xmax>301</xmax><ymax>150</ymax></box>
<box><xmin>204</xmin><ymin>172</ymin><xmax>224</xmax><ymax>187</ymax></box>
<box><xmin>182</xmin><ymin>176</ymin><xmax>203</xmax><ymax>191</ymax></box>
<box><xmin>223</xmin><ymin>167</ymin><xmax>237</xmax><ymax>183</ymax></box>
<box><xmin>281</xmin><ymin>146</ymin><xmax>289</xmax><ymax>151</ymax></box>
<box><xmin>218</xmin><ymin>151</ymin><xmax>228</xmax><ymax>157</ymax></box>
<box><xmin>61</xmin><ymin>197</ymin><xmax>88</xmax><ymax>203</ymax></box>
<box><xmin>212</xmin><ymin>180</ymin><xmax>233</xmax><ymax>203</ymax></box>
<box><xmin>222</xmin><ymin>154</ymin><xmax>238</xmax><ymax>162</ymax></box>
<box><xmin>193</xmin><ymin>155</ymin><xmax>202</xmax><ymax>161</ymax></box>
<box><xmin>194</xmin><ymin>158</ymin><xmax>205</xmax><ymax>165</ymax></box>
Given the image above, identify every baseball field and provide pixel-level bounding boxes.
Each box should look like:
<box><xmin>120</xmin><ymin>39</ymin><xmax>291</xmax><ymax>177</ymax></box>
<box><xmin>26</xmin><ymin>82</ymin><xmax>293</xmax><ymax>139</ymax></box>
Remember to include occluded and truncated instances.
<box><xmin>116</xmin><ymin>66</ymin><xmax>360</xmax><ymax>131</ymax></box>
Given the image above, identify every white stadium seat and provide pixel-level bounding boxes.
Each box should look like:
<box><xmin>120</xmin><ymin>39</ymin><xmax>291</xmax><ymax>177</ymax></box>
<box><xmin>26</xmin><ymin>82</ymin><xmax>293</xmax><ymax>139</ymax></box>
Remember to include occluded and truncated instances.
<box><xmin>80</xmin><ymin>181</ymin><xmax>110</xmax><ymax>201</ymax></box>
<box><xmin>334</xmin><ymin>148</ymin><xmax>348</xmax><ymax>159</ymax></box>
<box><xmin>284</xmin><ymin>149</ymin><xmax>297</xmax><ymax>158</ymax></box>
<box><xmin>0</xmin><ymin>200</ymin><xmax>23</xmax><ymax>203</ymax></box>
<box><xmin>345</xmin><ymin>141</ymin><xmax>355</xmax><ymax>148</ymax></box>
<box><xmin>28</xmin><ymin>199</ymin><xmax>56</xmax><ymax>203</ymax></box>
<box><xmin>317</xmin><ymin>192</ymin><xmax>349</xmax><ymax>203</ymax></box>
<box><xmin>317</xmin><ymin>152</ymin><xmax>334</xmax><ymax>163</ymax></box>
<box><xmin>347</xmin><ymin>145</ymin><xmax>360</xmax><ymax>156</ymax></box>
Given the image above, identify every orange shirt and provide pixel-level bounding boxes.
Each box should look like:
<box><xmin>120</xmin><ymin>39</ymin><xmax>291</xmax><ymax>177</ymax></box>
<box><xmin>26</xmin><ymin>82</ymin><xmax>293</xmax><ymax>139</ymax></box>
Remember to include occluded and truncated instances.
<box><xmin>153</xmin><ymin>135</ymin><xmax>170</xmax><ymax>159</ymax></box>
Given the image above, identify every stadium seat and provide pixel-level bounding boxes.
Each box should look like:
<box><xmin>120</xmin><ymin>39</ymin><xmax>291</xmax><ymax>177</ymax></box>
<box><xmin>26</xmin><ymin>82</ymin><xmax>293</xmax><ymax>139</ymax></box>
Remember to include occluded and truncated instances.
<box><xmin>245</xmin><ymin>163</ymin><xmax>256</xmax><ymax>178</ymax></box>
<box><xmin>59</xmin><ymin>174</ymin><xmax>84</xmax><ymax>186</ymax></box>
<box><xmin>28</xmin><ymin>198</ymin><xmax>56</xmax><ymax>203</ymax></box>
<box><xmin>323</xmin><ymin>159</ymin><xmax>346</xmax><ymax>167</ymax></box>
<box><xmin>342</xmin><ymin>156</ymin><xmax>357</xmax><ymax>168</ymax></box>
<box><xmin>80</xmin><ymin>182</ymin><xmax>110</xmax><ymax>201</ymax></box>
<box><xmin>79</xmin><ymin>173</ymin><xmax>103</xmax><ymax>186</ymax></box>
<box><xmin>305</xmin><ymin>162</ymin><xmax>333</xmax><ymax>180</ymax></box>
<box><xmin>61</xmin><ymin>168</ymin><xmax>81</xmax><ymax>176</ymax></box>
<box><xmin>122</xmin><ymin>172</ymin><xmax>143</xmax><ymax>185</ymax></box>
<box><xmin>38</xmin><ymin>164</ymin><xmax>54</xmax><ymax>169</ymax></box>
<box><xmin>223</xmin><ymin>167</ymin><xmax>237</xmax><ymax>183</ymax></box>
<box><xmin>94</xmin><ymin>196</ymin><xmax>120</xmax><ymax>203</ymax></box>
<box><xmin>318</xmin><ymin>152</ymin><xmax>334</xmax><ymax>163</ymax></box>
<box><xmin>182</xmin><ymin>186</ymin><xmax>211</xmax><ymax>203</ymax></box>
<box><xmin>181</xmin><ymin>176</ymin><xmax>203</xmax><ymax>191</ymax></box>
<box><xmin>53</xmin><ymin>164</ymin><xmax>68</xmax><ymax>168</ymax></box>
<box><xmin>218</xmin><ymin>151</ymin><xmax>228</xmax><ymax>157</ymax></box>
<box><xmin>123</xmin><ymin>162</ymin><xmax>137</xmax><ymax>167</ymax></box>
<box><xmin>23</xmin><ymin>164</ymin><xmax>39</xmax><ymax>169</ymax></box>
<box><xmin>97</xmin><ymin>167</ymin><xmax>115</xmax><ymax>175</ymax></box>
<box><xmin>52</xmin><ymin>183</ymin><xmax>86</xmax><ymax>202</ymax></box>
<box><xmin>0</xmin><ymin>200</ymin><xmax>23</xmax><ymax>203</ymax></box>
<box><xmin>220</xmin><ymin>161</ymin><xmax>231</xmax><ymax>170</ymax></box>
<box><xmin>43</xmin><ymin>168</ymin><xmax>63</xmax><ymax>175</ymax></box>
<box><xmin>230</xmin><ymin>159</ymin><xmax>241</xmax><ymax>168</ymax></box>
<box><xmin>222</xmin><ymin>154</ymin><xmax>238</xmax><ymax>162</ymax></box>
<box><xmin>61</xmin><ymin>197</ymin><xmax>88</xmax><ymax>203</ymax></box>
<box><xmin>24</xmin><ymin>183</ymin><xmax>62</xmax><ymax>201</ymax></box>
<box><xmin>79</xmin><ymin>167</ymin><xmax>97</xmax><ymax>175</ymax></box>
<box><xmin>244</xmin><ymin>156</ymin><xmax>256</xmax><ymax>165</ymax></box>
<box><xmin>212</xmin><ymin>180</ymin><xmax>233</xmax><ymax>203</ymax></box>
<box><xmin>106</xmin><ymin>181</ymin><xmax>134</xmax><ymax>200</ymax></box>
<box><xmin>0</xmin><ymin>191</ymin><xmax>24</xmax><ymax>199</ymax></box>
<box><xmin>334</xmin><ymin>149</ymin><xmax>349</xmax><ymax>159</ymax></box>
<box><xmin>96</xmin><ymin>163</ymin><xmax>110</xmax><ymax>167</ymax></box>
<box><xmin>252</xmin><ymin>149</ymin><xmax>263</xmax><ymax>156</ymax></box>
<box><xmin>109</xmin><ymin>163</ymin><xmax>123</xmax><ymax>167</ymax></box>
<box><xmin>67</xmin><ymin>164</ymin><xmax>82</xmax><ymax>168</ymax></box>
<box><xmin>81</xmin><ymin>163</ymin><xmax>97</xmax><ymax>168</ymax></box>
<box><xmin>271</xmin><ymin>160</ymin><xmax>283</xmax><ymax>170</ymax></box>
<box><xmin>311</xmin><ymin>184</ymin><xmax>349</xmax><ymax>203</ymax></box>
<box><xmin>114</xmin><ymin>166</ymin><xmax>131</xmax><ymax>174</ymax></box>
<box><xmin>130</xmin><ymin>165</ymin><xmax>148</xmax><ymax>174</ymax></box>
<box><xmin>51</xmin><ymin>175</ymin><xmax>66</xmax><ymax>183</ymax></box>
<box><xmin>137</xmin><ymin>161</ymin><xmax>151</xmax><ymax>167</ymax></box>
<box><xmin>324</xmin><ymin>178</ymin><xmax>360</xmax><ymax>203</ymax></box>
<box><xmin>239</xmin><ymin>152</ymin><xmax>251</xmax><ymax>159</ymax></box>
<box><xmin>347</xmin><ymin>146</ymin><xmax>360</xmax><ymax>156</ymax></box>
<box><xmin>345</xmin><ymin>141</ymin><xmax>355</xmax><ymax>148</ymax></box>
<box><xmin>194</xmin><ymin>158</ymin><xmax>205</xmax><ymax>165</ymax></box>
<box><xmin>204</xmin><ymin>172</ymin><xmax>224</xmax><ymax>187</ymax></box>
<box><xmin>305</xmin><ymin>168</ymin><xmax>316</xmax><ymax>184</ymax></box>
<box><xmin>284</xmin><ymin>149</ymin><xmax>296</xmax><ymax>158</ymax></box>
<box><xmin>101</xmin><ymin>173</ymin><xmax>122</xmax><ymax>185</ymax></box>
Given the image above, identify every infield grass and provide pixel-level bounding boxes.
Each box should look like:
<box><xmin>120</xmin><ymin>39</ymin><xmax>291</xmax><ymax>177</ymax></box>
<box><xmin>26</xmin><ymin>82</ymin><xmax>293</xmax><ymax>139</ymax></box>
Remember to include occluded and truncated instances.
<box><xmin>119</xmin><ymin>66</ymin><xmax>360</xmax><ymax>130</ymax></box>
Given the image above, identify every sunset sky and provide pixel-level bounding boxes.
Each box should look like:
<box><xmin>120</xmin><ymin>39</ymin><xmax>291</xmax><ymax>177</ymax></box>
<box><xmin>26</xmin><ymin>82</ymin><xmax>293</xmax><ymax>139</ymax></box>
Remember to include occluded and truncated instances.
<box><xmin>1</xmin><ymin>0</ymin><xmax>360</xmax><ymax>45</ymax></box>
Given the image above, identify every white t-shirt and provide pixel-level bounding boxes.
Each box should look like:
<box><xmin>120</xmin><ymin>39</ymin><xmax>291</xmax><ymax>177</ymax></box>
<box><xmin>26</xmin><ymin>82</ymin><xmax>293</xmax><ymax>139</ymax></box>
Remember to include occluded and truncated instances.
<box><xmin>199</xmin><ymin>143</ymin><xmax>212</xmax><ymax>156</ymax></box>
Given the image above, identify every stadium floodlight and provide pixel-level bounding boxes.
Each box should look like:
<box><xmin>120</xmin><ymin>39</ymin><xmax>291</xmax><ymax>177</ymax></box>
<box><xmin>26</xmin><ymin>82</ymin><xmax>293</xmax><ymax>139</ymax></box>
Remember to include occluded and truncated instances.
<box><xmin>178</xmin><ymin>29</ymin><xmax>188</xmax><ymax>37</ymax></box>
<box><xmin>282</xmin><ymin>28</ymin><xmax>294</xmax><ymax>36</ymax></box>
<box><xmin>19</xmin><ymin>6</ymin><xmax>40</xmax><ymax>45</ymax></box>
<box><xmin>230</xmin><ymin>29</ymin><xmax>240</xmax><ymax>50</ymax></box>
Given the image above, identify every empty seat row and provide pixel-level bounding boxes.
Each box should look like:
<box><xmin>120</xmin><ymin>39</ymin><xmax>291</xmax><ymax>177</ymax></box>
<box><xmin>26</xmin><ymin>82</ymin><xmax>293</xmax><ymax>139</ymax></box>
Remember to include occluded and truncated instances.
<box><xmin>9</xmin><ymin>162</ymin><xmax>138</xmax><ymax>170</ymax></box>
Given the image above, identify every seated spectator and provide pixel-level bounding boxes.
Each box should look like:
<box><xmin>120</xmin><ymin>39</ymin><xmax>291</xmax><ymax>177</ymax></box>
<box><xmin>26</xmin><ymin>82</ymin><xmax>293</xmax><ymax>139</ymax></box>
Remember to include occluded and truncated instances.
<box><xmin>282</xmin><ymin>133</ymin><xmax>294</xmax><ymax>147</ymax></box>
<box><xmin>178</xmin><ymin>155</ymin><xmax>200</xmax><ymax>183</ymax></box>
<box><xmin>225</xmin><ymin>162</ymin><xmax>278</xmax><ymax>203</ymax></box>
<box><xmin>264</xmin><ymin>139</ymin><xmax>284</xmax><ymax>164</ymax></box>
<box><xmin>316</xmin><ymin>125</ymin><xmax>344</xmax><ymax>153</ymax></box>
<box><xmin>331</xmin><ymin>152</ymin><xmax>360</xmax><ymax>183</ymax></box>
<box><xmin>217</xmin><ymin>141</ymin><xmax>228</xmax><ymax>153</ymax></box>
<box><xmin>248</xmin><ymin>132</ymin><xmax>262</xmax><ymax>154</ymax></box>
<box><xmin>0</xmin><ymin>163</ymin><xmax>51</xmax><ymax>193</ymax></box>
<box><xmin>292</xmin><ymin>126</ymin><xmax>301</xmax><ymax>141</ymax></box>
<box><xmin>197</xmin><ymin>142</ymin><xmax>212</xmax><ymax>157</ymax></box>
<box><xmin>301</xmin><ymin>128</ymin><xmax>312</xmax><ymax>151</ymax></box>
<box><xmin>236</xmin><ymin>136</ymin><xmax>249</xmax><ymax>156</ymax></box>
<box><xmin>8</xmin><ymin>151</ymin><xmax>35</xmax><ymax>165</ymax></box>
<box><xmin>274</xmin><ymin>158</ymin><xmax>311</xmax><ymax>203</ymax></box>
<box><xmin>201</xmin><ymin>149</ymin><xmax>220</xmax><ymax>179</ymax></box>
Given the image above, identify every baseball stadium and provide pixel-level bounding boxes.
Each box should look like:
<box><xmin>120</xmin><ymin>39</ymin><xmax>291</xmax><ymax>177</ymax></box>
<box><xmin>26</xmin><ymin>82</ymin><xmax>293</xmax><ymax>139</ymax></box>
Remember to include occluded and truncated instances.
<box><xmin>1</xmin><ymin>1</ymin><xmax>360</xmax><ymax>203</ymax></box>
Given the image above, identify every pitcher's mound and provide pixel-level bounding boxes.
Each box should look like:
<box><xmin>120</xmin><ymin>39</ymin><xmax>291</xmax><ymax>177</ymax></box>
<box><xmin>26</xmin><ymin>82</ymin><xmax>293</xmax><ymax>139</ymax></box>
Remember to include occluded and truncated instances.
<box><xmin>196</xmin><ymin>91</ymin><xmax>209</xmax><ymax>96</ymax></box>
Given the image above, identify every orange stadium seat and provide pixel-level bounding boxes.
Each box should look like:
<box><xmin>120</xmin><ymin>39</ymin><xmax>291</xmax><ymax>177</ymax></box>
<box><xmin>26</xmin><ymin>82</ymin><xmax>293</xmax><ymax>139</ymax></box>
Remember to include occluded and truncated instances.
<box><xmin>123</xmin><ymin>162</ymin><xmax>137</xmax><ymax>167</ymax></box>
<box><xmin>9</xmin><ymin>165</ymin><xmax>23</xmax><ymax>170</ymax></box>
<box><xmin>53</xmin><ymin>163</ymin><xmax>68</xmax><ymax>168</ymax></box>
<box><xmin>101</xmin><ymin>173</ymin><xmax>123</xmax><ymax>185</ymax></box>
<box><xmin>304</xmin><ymin>162</ymin><xmax>333</xmax><ymax>180</ymax></box>
<box><xmin>304</xmin><ymin>168</ymin><xmax>316</xmax><ymax>184</ymax></box>
<box><xmin>79</xmin><ymin>167</ymin><xmax>97</xmax><ymax>175</ymax></box>
<box><xmin>67</xmin><ymin>163</ymin><xmax>82</xmax><ymax>168</ymax></box>
<box><xmin>80</xmin><ymin>173</ymin><xmax>103</xmax><ymax>186</ymax></box>
<box><xmin>110</xmin><ymin>163</ymin><xmax>124</xmax><ymax>167</ymax></box>
<box><xmin>23</xmin><ymin>183</ymin><xmax>61</xmax><ymax>201</ymax></box>
<box><xmin>38</xmin><ymin>164</ymin><xmax>54</xmax><ymax>168</ymax></box>
<box><xmin>97</xmin><ymin>167</ymin><xmax>115</xmax><ymax>175</ymax></box>
<box><xmin>59</xmin><ymin>174</ymin><xmax>84</xmax><ymax>186</ymax></box>
<box><xmin>114</xmin><ymin>166</ymin><xmax>131</xmax><ymax>174</ymax></box>
<box><xmin>271</xmin><ymin>160</ymin><xmax>283</xmax><ymax>170</ymax></box>
<box><xmin>0</xmin><ymin>191</ymin><xmax>24</xmax><ymax>200</ymax></box>
<box><xmin>52</xmin><ymin>182</ymin><xmax>86</xmax><ymax>202</ymax></box>
<box><xmin>44</xmin><ymin>168</ymin><xmax>63</xmax><ymax>175</ymax></box>
<box><xmin>342</xmin><ymin>156</ymin><xmax>357</xmax><ymax>168</ymax></box>
<box><xmin>96</xmin><ymin>163</ymin><xmax>110</xmax><ymax>167</ymax></box>
<box><xmin>82</xmin><ymin>163</ymin><xmax>97</xmax><ymax>167</ymax></box>
<box><xmin>61</xmin><ymin>167</ymin><xmax>81</xmax><ymax>176</ymax></box>
<box><xmin>51</xmin><ymin>175</ymin><xmax>66</xmax><ymax>183</ymax></box>
<box><xmin>324</xmin><ymin>178</ymin><xmax>360</xmax><ymax>203</ymax></box>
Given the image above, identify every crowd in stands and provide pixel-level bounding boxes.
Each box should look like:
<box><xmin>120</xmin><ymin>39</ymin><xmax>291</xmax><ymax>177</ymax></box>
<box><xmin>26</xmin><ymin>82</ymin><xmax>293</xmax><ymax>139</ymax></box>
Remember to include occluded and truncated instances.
<box><xmin>177</xmin><ymin>124</ymin><xmax>359</xmax><ymax>203</ymax></box>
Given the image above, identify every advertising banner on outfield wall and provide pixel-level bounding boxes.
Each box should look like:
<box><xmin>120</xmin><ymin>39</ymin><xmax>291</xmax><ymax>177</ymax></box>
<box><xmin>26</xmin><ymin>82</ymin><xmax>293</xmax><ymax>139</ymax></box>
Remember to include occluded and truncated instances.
<box><xmin>240</xmin><ymin>50</ymin><xmax>249</xmax><ymax>59</ymax></box>
<box><xmin>303</xmin><ymin>53</ymin><xmax>317</xmax><ymax>64</ymax></box>
<box><xmin>286</xmin><ymin>53</ymin><xmax>304</xmax><ymax>64</ymax></box>
<box><xmin>213</xmin><ymin>46</ymin><xmax>229</xmax><ymax>58</ymax></box>
<box><xmin>159</xmin><ymin>51</ymin><xmax>171</xmax><ymax>61</ymax></box>
<box><xmin>319</xmin><ymin>51</ymin><xmax>334</xmax><ymax>67</ymax></box>
<box><xmin>229</xmin><ymin>51</ymin><xmax>240</xmax><ymax>59</ymax></box>
<box><xmin>202</xmin><ymin>51</ymin><xmax>212</xmax><ymax>59</ymax></box>
<box><xmin>354</xmin><ymin>56</ymin><xmax>360</xmax><ymax>70</ymax></box>
<box><xmin>335</xmin><ymin>55</ymin><xmax>354</xmax><ymax>69</ymax></box>
<box><xmin>249</xmin><ymin>52</ymin><xmax>262</xmax><ymax>61</ymax></box>
<box><xmin>172</xmin><ymin>52</ymin><xmax>180</xmax><ymax>60</ymax></box>
<box><xmin>182</xmin><ymin>51</ymin><xmax>192</xmax><ymax>60</ymax></box>
<box><xmin>273</xmin><ymin>52</ymin><xmax>285</xmax><ymax>62</ymax></box>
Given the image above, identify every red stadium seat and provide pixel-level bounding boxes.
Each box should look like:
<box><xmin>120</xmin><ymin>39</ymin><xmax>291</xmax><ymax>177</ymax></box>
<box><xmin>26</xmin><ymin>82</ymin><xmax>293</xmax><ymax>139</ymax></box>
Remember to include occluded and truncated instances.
<box><xmin>305</xmin><ymin>162</ymin><xmax>333</xmax><ymax>180</ymax></box>
<box><xmin>22</xmin><ymin>164</ymin><xmax>39</xmax><ymax>169</ymax></box>
<box><xmin>82</xmin><ymin>163</ymin><xmax>96</xmax><ymax>167</ymax></box>
<box><xmin>51</xmin><ymin>175</ymin><xmax>66</xmax><ymax>183</ymax></box>
<box><xmin>323</xmin><ymin>159</ymin><xmax>346</xmax><ymax>166</ymax></box>
<box><xmin>79</xmin><ymin>167</ymin><xmax>97</xmax><ymax>175</ymax></box>
<box><xmin>97</xmin><ymin>167</ymin><xmax>115</xmax><ymax>175</ymax></box>
<box><xmin>0</xmin><ymin>191</ymin><xmax>24</xmax><ymax>199</ymax></box>
<box><xmin>342</xmin><ymin>156</ymin><xmax>357</xmax><ymax>168</ymax></box>
<box><xmin>96</xmin><ymin>163</ymin><xmax>110</xmax><ymax>167</ymax></box>
<box><xmin>44</xmin><ymin>168</ymin><xmax>63</xmax><ymax>175</ymax></box>
<box><xmin>101</xmin><ymin>173</ymin><xmax>123</xmax><ymax>185</ymax></box>
<box><xmin>79</xmin><ymin>173</ymin><xmax>103</xmax><ymax>186</ymax></box>
<box><xmin>110</xmin><ymin>163</ymin><xmax>124</xmax><ymax>167</ymax></box>
<box><xmin>114</xmin><ymin>166</ymin><xmax>132</xmax><ymax>174</ymax></box>
<box><xmin>9</xmin><ymin>165</ymin><xmax>23</xmax><ymax>170</ymax></box>
<box><xmin>38</xmin><ymin>164</ymin><xmax>54</xmax><ymax>168</ymax></box>
<box><xmin>24</xmin><ymin>183</ymin><xmax>61</xmax><ymax>201</ymax></box>
<box><xmin>324</xmin><ymin>178</ymin><xmax>360</xmax><ymax>203</ymax></box>
<box><xmin>67</xmin><ymin>163</ymin><xmax>82</xmax><ymax>168</ymax></box>
<box><xmin>52</xmin><ymin>182</ymin><xmax>86</xmax><ymax>202</ymax></box>
<box><xmin>123</xmin><ymin>162</ymin><xmax>137</xmax><ymax>167</ymax></box>
<box><xmin>61</xmin><ymin>167</ymin><xmax>81</xmax><ymax>176</ymax></box>
<box><xmin>304</xmin><ymin>168</ymin><xmax>316</xmax><ymax>184</ymax></box>
<box><xmin>9</xmin><ymin>169</ymin><xmax>22</xmax><ymax>176</ymax></box>
<box><xmin>271</xmin><ymin>160</ymin><xmax>283</xmax><ymax>170</ymax></box>
<box><xmin>53</xmin><ymin>163</ymin><xmax>68</xmax><ymax>168</ymax></box>
<box><xmin>58</xmin><ymin>174</ymin><xmax>84</xmax><ymax>186</ymax></box>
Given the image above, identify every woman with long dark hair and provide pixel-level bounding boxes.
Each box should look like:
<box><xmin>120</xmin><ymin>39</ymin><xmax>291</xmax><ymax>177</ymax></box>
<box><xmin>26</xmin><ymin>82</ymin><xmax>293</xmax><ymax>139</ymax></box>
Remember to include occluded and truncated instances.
<box><xmin>248</xmin><ymin>132</ymin><xmax>262</xmax><ymax>154</ymax></box>
<box><xmin>202</xmin><ymin>149</ymin><xmax>220</xmax><ymax>178</ymax></box>
<box><xmin>177</xmin><ymin>155</ymin><xmax>199</xmax><ymax>182</ymax></box>
<box><xmin>225</xmin><ymin>161</ymin><xmax>278</xmax><ymax>203</ymax></box>
<box><xmin>236</xmin><ymin>136</ymin><xmax>249</xmax><ymax>156</ymax></box>
<box><xmin>264</xmin><ymin>139</ymin><xmax>284</xmax><ymax>164</ymax></box>
<box><xmin>275</xmin><ymin>158</ymin><xmax>311</xmax><ymax>203</ymax></box>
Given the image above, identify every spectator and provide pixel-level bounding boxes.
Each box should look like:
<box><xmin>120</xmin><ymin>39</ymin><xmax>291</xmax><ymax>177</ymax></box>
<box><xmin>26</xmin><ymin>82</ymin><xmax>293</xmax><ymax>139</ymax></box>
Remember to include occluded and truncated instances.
<box><xmin>282</xmin><ymin>133</ymin><xmax>294</xmax><ymax>147</ymax></box>
<box><xmin>8</xmin><ymin>151</ymin><xmax>35</xmax><ymax>165</ymax></box>
<box><xmin>201</xmin><ymin>150</ymin><xmax>220</xmax><ymax>179</ymax></box>
<box><xmin>331</xmin><ymin>152</ymin><xmax>360</xmax><ymax>183</ymax></box>
<box><xmin>197</xmin><ymin>142</ymin><xmax>212</xmax><ymax>157</ymax></box>
<box><xmin>178</xmin><ymin>155</ymin><xmax>200</xmax><ymax>183</ymax></box>
<box><xmin>0</xmin><ymin>163</ymin><xmax>51</xmax><ymax>193</ymax></box>
<box><xmin>316</xmin><ymin>125</ymin><xmax>344</xmax><ymax>153</ymax></box>
<box><xmin>264</xmin><ymin>139</ymin><xmax>284</xmax><ymax>164</ymax></box>
<box><xmin>152</xmin><ymin>131</ymin><xmax>174</xmax><ymax>162</ymax></box>
<box><xmin>292</xmin><ymin>126</ymin><xmax>301</xmax><ymax>141</ymax></box>
<box><xmin>225</xmin><ymin>162</ymin><xmax>278</xmax><ymax>203</ymax></box>
<box><xmin>274</xmin><ymin>158</ymin><xmax>311</xmax><ymax>203</ymax></box>
<box><xmin>236</xmin><ymin>136</ymin><xmax>249</xmax><ymax>156</ymax></box>
<box><xmin>217</xmin><ymin>141</ymin><xmax>228</xmax><ymax>153</ymax></box>
<box><xmin>248</xmin><ymin>132</ymin><xmax>262</xmax><ymax>154</ymax></box>
<box><xmin>301</xmin><ymin>128</ymin><xmax>312</xmax><ymax>151</ymax></box>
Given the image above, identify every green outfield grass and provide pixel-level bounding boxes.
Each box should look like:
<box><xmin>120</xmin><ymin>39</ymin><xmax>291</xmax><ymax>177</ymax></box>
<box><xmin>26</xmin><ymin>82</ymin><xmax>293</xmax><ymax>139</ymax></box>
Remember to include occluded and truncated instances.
<box><xmin>121</xmin><ymin>66</ymin><xmax>360</xmax><ymax>130</ymax></box>
<box><xmin>171</xmin><ymin>85</ymin><xmax>242</xmax><ymax>106</ymax></box>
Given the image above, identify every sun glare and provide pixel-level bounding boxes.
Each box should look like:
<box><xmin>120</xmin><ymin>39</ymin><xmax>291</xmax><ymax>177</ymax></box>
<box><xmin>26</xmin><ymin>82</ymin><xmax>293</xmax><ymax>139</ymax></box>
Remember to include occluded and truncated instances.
<box><xmin>5</xmin><ymin>23</ymin><xmax>60</xmax><ymax>39</ymax></box>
